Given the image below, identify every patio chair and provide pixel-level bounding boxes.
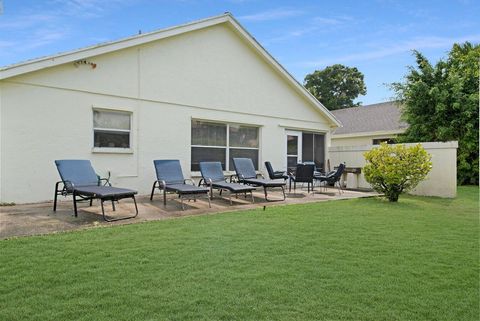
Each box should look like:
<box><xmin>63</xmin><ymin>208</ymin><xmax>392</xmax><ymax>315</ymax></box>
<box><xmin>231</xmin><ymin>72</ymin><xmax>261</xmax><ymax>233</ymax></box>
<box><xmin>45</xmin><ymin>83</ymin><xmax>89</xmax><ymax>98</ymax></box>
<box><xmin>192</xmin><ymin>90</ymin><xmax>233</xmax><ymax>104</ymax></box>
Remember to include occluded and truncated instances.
<box><xmin>265</xmin><ymin>161</ymin><xmax>289</xmax><ymax>180</ymax></box>
<box><xmin>315</xmin><ymin>163</ymin><xmax>346</xmax><ymax>194</ymax></box>
<box><xmin>150</xmin><ymin>160</ymin><xmax>210</xmax><ymax>210</ymax></box>
<box><xmin>199</xmin><ymin>162</ymin><xmax>256</xmax><ymax>204</ymax></box>
<box><xmin>232</xmin><ymin>158</ymin><xmax>286</xmax><ymax>201</ymax></box>
<box><xmin>289</xmin><ymin>163</ymin><xmax>315</xmax><ymax>193</ymax></box>
<box><xmin>54</xmin><ymin>160</ymin><xmax>138</xmax><ymax>222</ymax></box>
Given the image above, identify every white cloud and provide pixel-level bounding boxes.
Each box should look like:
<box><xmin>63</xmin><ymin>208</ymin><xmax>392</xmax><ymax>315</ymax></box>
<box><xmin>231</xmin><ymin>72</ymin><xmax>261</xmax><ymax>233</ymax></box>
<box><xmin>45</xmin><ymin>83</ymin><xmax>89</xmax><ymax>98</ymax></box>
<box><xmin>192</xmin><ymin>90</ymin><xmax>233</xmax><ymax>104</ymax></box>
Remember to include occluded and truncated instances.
<box><xmin>298</xmin><ymin>34</ymin><xmax>480</xmax><ymax>67</ymax></box>
<box><xmin>266</xmin><ymin>15</ymin><xmax>353</xmax><ymax>43</ymax></box>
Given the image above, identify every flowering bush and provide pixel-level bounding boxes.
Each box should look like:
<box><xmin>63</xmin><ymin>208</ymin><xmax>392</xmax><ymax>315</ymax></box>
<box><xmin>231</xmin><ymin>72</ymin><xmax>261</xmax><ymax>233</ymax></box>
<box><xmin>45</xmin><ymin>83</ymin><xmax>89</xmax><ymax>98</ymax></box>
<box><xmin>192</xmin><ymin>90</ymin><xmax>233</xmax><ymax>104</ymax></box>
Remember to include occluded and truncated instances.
<box><xmin>363</xmin><ymin>143</ymin><xmax>432</xmax><ymax>202</ymax></box>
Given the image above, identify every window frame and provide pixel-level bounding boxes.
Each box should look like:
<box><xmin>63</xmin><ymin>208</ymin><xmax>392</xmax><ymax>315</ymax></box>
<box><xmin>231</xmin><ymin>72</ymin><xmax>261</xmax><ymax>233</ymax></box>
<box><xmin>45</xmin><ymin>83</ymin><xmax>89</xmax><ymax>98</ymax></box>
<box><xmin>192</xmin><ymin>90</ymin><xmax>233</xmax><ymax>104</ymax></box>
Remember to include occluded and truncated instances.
<box><xmin>191</xmin><ymin>119</ymin><xmax>260</xmax><ymax>172</ymax></box>
<box><xmin>92</xmin><ymin>107</ymin><xmax>134</xmax><ymax>154</ymax></box>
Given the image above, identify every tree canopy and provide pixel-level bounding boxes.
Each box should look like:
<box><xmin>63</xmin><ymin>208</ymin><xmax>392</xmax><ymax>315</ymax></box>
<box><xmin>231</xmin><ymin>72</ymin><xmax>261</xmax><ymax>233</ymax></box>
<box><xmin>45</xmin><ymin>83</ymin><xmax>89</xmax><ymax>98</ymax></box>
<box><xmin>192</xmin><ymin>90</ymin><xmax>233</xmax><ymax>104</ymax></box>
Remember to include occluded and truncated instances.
<box><xmin>304</xmin><ymin>64</ymin><xmax>367</xmax><ymax>110</ymax></box>
<box><xmin>392</xmin><ymin>42</ymin><xmax>479</xmax><ymax>184</ymax></box>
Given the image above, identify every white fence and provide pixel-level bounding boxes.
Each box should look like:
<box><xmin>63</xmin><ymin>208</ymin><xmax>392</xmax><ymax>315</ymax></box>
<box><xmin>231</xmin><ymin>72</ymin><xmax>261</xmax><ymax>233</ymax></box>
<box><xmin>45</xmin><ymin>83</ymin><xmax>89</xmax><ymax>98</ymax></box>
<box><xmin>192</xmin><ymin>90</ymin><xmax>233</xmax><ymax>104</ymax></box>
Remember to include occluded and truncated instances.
<box><xmin>328</xmin><ymin>141</ymin><xmax>458</xmax><ymax>198</ymax></box>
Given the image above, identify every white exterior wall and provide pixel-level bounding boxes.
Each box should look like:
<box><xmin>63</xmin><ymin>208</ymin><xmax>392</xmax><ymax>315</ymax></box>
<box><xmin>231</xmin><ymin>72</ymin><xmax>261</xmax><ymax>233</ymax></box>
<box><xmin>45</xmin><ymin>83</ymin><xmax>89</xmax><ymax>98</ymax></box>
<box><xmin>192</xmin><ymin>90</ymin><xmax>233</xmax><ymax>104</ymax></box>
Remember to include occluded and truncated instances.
<box><xmin>331</xmin><ymin>132</ymin><xmax>400</xmax><ymax>147</ymax></box>
<box><xmin>0</xmin><ymin>24</ymin><xmax>333</xmax><ymax>203</ymax></box>
<box><xmin>329</xmin><ymin>141</ymin><xmax>458</xmax><ymax>198</ymax></box>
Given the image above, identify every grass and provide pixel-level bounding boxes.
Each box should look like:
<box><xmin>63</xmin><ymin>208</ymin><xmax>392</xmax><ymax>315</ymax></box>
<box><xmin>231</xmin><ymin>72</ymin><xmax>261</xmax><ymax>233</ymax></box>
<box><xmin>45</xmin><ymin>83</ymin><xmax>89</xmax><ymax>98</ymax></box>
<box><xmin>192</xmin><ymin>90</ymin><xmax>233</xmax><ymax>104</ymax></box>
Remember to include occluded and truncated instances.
<box><xmin>1</xmin><ymin>187</ymin><xmax>478</xmax><ymax>321</ymax></box>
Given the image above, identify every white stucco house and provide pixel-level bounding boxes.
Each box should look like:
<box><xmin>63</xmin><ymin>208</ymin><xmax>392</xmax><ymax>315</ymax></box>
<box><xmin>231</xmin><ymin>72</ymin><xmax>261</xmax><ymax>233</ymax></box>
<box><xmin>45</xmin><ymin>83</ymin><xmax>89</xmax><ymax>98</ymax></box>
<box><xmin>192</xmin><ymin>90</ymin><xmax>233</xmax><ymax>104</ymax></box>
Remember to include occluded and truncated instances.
<box><xmin>0</xmin><ymin>13</ymin><xmax>341</xmax><ymax>203</ymax></box>
<box><xmin>330</xmin><ymin>101</ymin><xmax>408</xmax><ymax>147</ymax></box>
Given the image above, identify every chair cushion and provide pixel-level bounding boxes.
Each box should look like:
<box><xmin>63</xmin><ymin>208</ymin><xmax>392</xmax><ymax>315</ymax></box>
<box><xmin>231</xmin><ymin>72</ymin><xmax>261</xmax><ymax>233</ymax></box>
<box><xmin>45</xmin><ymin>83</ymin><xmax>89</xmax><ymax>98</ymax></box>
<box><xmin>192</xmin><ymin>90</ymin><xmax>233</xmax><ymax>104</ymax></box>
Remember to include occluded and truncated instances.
<box><xmin>165</xmin><ymin>184</ymin><xmax>209</xmax><ymax>194</ymax></box>
<box><xmin>74</xmin><ymin>186</ymin><xmax>137</xmax><ymax>198</ymax></box>
<box><xmin>55</xmin><ymin>160</ymin><xmax>98</xmax><ymax>187</ymax></box>
<box><xmin>153</xmin><ymin>160</ymin><xmax>185</xmax><ymax>184</ymax></box>
<box><xmin>199</xmin><ymin>162</ymin><xmax>226</xmax><ymax>183</ymax></box>
<box><xmin>212</xmin><ymin>182</ymin><xmax>256</xmax><ymax>192</ymax></box>
<box><xmin>242</xmin><ymin>178</ymin><xmax>286</xmax><ymax>187</ymax></box>
<box><xmin>232</xmin><ymin>158</ymin><xmax>257</xmax><ymax>179</ymax></box>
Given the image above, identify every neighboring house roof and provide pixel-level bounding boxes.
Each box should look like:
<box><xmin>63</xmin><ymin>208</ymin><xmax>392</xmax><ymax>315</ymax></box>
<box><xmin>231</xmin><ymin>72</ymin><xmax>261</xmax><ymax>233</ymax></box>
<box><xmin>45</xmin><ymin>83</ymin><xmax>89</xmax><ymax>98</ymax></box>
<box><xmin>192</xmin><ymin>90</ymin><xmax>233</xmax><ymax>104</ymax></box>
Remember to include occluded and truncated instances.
<box><xmin>0</xmin><ymin>13</ymin><xmax>340</xmax><ymax>128</ymax></box>
<box><xmin>331</xmin><ymin>101</ymin><xmax>408</xmax><ymax>137</ymax></box>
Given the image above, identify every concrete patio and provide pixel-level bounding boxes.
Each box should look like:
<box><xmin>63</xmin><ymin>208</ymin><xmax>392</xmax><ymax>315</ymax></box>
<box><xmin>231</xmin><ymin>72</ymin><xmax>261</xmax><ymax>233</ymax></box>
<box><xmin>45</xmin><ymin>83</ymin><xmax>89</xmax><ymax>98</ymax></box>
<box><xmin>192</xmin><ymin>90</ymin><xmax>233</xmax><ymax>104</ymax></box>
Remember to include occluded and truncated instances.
<box><xmin>0</xmin><ymin>187</ymin><xmax>377</xmax><ymax>239</ymax></box>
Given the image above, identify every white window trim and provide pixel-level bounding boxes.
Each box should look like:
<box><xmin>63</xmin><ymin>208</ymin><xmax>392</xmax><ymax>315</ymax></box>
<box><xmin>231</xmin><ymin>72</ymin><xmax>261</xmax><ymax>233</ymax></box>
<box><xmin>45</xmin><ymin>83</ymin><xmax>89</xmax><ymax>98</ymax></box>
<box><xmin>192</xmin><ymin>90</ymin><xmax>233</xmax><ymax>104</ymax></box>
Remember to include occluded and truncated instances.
<box><xmin>92</xmin><ymin>107</ymin><xmax>134</xmax><ymax>154</ymax></box>
<box><xmin>191</xmin><ymin>120</ymin><xmax>260</xmax><ymax>171</ymax></box>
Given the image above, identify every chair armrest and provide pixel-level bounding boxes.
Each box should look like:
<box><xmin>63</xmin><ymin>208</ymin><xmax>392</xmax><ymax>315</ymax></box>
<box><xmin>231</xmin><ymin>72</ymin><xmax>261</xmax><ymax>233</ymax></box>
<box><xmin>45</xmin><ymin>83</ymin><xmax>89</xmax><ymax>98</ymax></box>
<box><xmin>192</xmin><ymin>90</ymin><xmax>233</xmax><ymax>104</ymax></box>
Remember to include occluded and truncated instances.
<box><xmin>98</xmin><ymin>178</ymin><xmax>112</xmax><ymax>186</ymax></box>
<box><xmin>229</xmin><ymin>174</ymin><xmax>238</xmax><ymax>183</ymax></box>
<box><xmin>156</xmin><ymin>180</ymin><xmax>167</xmax><ymax>189</ymax></box>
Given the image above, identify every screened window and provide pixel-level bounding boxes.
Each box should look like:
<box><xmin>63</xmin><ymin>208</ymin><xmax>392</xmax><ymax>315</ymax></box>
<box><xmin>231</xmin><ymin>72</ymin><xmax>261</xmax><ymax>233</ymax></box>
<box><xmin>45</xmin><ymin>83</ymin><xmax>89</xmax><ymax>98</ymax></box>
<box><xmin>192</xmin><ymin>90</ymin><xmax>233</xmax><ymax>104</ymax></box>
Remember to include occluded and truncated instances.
<box><xmin>191</xmin><ymin>120</ymin><xmax>259</xmax><ymax>171</ymax></box>
<box><xmin>93</xmin><ymin>110</ymin><xmax>131</xmax><ymax>148</ymax></box>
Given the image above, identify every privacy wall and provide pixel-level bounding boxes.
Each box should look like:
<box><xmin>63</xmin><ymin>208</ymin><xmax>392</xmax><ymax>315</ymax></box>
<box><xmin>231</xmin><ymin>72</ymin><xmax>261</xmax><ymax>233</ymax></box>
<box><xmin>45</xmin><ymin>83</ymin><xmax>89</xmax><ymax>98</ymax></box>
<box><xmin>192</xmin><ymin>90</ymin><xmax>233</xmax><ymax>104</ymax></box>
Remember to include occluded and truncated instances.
<box><xmin>329</xmin><ymin>141</ymin><xmax>458</xmax><ymax>198</ymax></box>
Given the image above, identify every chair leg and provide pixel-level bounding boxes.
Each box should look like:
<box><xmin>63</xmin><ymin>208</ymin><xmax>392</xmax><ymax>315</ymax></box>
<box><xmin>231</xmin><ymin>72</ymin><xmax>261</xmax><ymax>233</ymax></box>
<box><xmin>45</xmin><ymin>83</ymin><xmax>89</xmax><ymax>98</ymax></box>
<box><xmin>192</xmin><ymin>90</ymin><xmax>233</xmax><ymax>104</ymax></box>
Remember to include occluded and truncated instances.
<box><xmin>111</xmin><ymin>200</ymin><xmax>116</xmax><ymax>211</ymax></box>
<box><xmin>89</xmin><ymin>198</ymin><xmax>93</xmax><ymax>206</ymax></box>
<box><xmin>53</xmin><ymin>182</ymin><xmax>60</xmax><ymax>212</ymax></box>
<box><xmin>150</xmin><ymin>181</ymin><xmax>157</xmax><ymax>201</ymax></box>
<box><xmin>163</xmin><ymin>188</ymin><xmax>167</xmax><ymax>206</ymax></box>
<box><xmin>100</xmin><ymin>200</ymin><xmax>106</xmax><ymax>220</ymax></box>
<box><xmin>251</xmin><ymin>190</ymin><xmax>254</xmax><ymax>203</ymax></box>
<box><xmin>73</xmin><ymin>191</ymin><xmax>78</xmax><ymax>217</ymax></box>
<box><xmin>101</xmin><ymin>196</ymin><xmax>139</xmax><ymax>222</ymax></box>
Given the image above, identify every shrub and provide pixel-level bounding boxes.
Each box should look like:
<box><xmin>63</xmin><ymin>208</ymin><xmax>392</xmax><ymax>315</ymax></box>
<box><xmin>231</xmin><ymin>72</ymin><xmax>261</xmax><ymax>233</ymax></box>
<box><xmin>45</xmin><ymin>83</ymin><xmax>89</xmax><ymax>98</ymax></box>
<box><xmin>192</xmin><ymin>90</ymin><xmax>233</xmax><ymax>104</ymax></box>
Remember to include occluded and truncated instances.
<box><xmin>363</xmin><ymin>143</ymin><xmax>432</xmax><ymax>202</ymax></box>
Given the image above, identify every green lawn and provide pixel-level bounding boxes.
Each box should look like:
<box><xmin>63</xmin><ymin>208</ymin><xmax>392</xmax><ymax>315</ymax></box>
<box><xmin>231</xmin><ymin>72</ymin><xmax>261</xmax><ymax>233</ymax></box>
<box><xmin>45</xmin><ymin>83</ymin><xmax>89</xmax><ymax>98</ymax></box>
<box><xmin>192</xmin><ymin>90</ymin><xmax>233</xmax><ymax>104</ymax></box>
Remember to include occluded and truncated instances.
<box><xmin>1</xmin><ymin>187</ymin><xmax>478</xmax><ymax>321</ymax></box>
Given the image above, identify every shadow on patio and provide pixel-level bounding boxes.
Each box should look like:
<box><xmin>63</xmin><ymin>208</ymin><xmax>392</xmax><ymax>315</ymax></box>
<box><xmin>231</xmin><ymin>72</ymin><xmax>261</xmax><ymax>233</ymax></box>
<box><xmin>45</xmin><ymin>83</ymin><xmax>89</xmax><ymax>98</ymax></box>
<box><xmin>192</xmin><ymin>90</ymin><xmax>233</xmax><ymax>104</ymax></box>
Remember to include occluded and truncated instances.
<box><xmin>0</xmin><ymin>187</ymin><xmax>377</xmax><ymax>239</ymax></box>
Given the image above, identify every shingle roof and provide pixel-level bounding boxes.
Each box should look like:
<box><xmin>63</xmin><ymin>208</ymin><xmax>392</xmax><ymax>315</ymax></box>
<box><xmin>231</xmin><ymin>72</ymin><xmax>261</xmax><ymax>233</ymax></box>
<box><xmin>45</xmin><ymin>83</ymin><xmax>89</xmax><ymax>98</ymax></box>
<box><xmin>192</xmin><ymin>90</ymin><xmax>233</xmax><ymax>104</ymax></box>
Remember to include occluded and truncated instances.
<box><xmin>331</xmin><ymin>101</ymin><xmax>408</xmax><ymax>135</ymax></box>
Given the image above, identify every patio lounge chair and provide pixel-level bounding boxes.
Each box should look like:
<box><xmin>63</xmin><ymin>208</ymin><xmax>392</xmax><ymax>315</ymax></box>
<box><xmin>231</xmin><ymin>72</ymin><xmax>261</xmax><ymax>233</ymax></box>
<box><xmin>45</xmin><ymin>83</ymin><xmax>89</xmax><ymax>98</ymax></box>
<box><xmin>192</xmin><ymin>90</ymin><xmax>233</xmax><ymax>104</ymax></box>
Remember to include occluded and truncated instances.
<box><xmin>265</xmin><ymin>161</ymin><xmax>289</xmax><ymax>180</ymax></box>
<box><xmin>54</xmin><ymin>159</ymin><xmax>138</xmax><ymax>222</ymax></box>
<box><xmin>150</xmin><ymin>160</ymin><xmax>210</xmax><ymax>210</ymax></box>
<box><xmin>232</xmin><ymin>158</ymin><xmax>286</xmax><ymax>201</ymax></box>
<box><xmin>199</xmin><ymin>161</ymin><xmax>256</xmax><ymax>204</ymax></box>
<box><xmin>315</xmin><ymin>163</ymin><xmax>346</xmax><ymax>194</ymax></box>
<box><xmin>289</xmin><ymin>163</ymin><xmax>315</xmax><ymax>193</ymax></box>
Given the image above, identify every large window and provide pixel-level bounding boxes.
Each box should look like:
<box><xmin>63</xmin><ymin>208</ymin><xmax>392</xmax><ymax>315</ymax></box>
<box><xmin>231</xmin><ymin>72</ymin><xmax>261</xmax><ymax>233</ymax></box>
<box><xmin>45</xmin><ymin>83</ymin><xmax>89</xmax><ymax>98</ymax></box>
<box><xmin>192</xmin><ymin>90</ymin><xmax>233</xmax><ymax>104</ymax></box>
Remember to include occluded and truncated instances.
<box><xmin>191</xmin><ymin>120</ymin><xmax>259</xmax><ymax>171</ymax></box>
<box><xmin>93</xmin><ymin>110</ymin><xmax>131</xmax><ymax>149</ymax></box>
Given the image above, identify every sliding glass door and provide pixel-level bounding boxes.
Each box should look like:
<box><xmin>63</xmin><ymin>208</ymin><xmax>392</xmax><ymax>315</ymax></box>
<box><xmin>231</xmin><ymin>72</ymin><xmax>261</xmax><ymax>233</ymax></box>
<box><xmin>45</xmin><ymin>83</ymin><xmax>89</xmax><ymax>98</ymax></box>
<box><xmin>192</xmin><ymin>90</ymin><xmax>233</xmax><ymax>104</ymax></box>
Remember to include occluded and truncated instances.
<box><xmin>285</xmin><ymin>130</ymin><xmax>325</xmax><ymax>172</ymax></box>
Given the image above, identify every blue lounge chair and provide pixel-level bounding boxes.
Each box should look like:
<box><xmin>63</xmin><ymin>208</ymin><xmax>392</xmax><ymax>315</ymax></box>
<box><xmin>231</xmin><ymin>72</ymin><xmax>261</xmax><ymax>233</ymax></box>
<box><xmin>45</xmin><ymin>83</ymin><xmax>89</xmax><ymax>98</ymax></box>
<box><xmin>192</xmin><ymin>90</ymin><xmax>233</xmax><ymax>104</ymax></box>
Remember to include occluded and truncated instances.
<box><xmin>151</xmin><ymin>160</ymin><xmax>210</xmax><ymax>210</ymax></box>
<box><xmin>199</xmin><ymin>161</ymin><xmax>256</xmax><ymax>204</ymax></box>
<box><xmin>54</xmin><ymin>160</ymin><xmax>138</xmax><ymax>222</ymax></box>
<box><xmin>232</xmin><ymin>158</ymin><xmax>286</xmax><ymax>201</ymax></box>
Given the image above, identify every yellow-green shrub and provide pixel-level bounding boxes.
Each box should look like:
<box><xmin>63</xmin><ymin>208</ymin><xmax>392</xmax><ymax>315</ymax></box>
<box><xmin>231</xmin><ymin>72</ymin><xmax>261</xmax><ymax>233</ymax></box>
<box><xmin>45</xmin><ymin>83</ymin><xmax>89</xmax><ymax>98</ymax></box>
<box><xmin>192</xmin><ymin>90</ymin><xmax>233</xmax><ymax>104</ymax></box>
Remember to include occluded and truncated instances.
<box><xmin>363</xmin><ymin>143</ymin><xmax>432</xmax><ymax>202</ymax></box>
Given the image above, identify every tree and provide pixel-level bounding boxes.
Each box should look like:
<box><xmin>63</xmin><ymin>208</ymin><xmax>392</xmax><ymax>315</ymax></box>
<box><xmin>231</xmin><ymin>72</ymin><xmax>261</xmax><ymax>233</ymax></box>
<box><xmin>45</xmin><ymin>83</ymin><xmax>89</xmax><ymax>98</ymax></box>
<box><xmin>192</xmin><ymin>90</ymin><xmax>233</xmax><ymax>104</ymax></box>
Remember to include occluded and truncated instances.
<box><xmin>304</xmin><ymin>64</ymin><xmax>367</xmax><ymax>110</ymax></box>
<box><xmin>392</xmin><ymin>42</ymin><xmax>479</xmax><ymax>184</ymax></box>
<box><xmin>363</xmin><ymin>143</ymin><xmax>432</xmax><ymax>202</ymax></box>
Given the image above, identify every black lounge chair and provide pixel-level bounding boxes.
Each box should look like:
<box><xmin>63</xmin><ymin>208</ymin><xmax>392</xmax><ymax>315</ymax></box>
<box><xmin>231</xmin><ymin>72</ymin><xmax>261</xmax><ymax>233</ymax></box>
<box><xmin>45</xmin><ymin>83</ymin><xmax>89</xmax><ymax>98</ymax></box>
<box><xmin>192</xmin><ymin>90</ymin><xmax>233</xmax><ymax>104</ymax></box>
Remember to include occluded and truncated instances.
<box><xmin>150</xmin><ymin>160</ymin><xmax>210</xmax><ymax>210</ymax></box>
<box><xmin>315</xmin><ymin>163</ymin><xmax>346</xmax><ymax>194</ymax></box>
<box><xmin>199</xmin><ymin>162</ymin><xmax>256</xmax><ymax>204</ymax></box>
<box><xmin>289</xmin><ymin>163</ymin><xmax>315</xmax><ymax>193</ymax></box>
<box><xmin>54</xmin><ymin>160</ymin><xmax>138</xmax><ymax>222</ymax></box>
<box><xmin>232</xmin><ymin>158</ymin><xmax>286</xmax><ymax>201</ymax></box>
<box><xmin>265</xmin><ymin>161</ymin><xmax>289</xmax><ymax>180</ymax></box>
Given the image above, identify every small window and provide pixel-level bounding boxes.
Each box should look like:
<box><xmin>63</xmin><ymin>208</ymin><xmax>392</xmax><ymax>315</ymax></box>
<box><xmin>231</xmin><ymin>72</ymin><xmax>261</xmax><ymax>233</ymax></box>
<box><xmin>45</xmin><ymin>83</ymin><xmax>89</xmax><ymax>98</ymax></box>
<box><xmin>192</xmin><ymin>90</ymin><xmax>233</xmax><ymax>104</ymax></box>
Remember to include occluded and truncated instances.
<box><xmin>93</xmin><ymin>110</ymin><xmax>131</xmax><ymax>148</ymax></box>
<box><xmin>373</xmin><ymin>138</ymin><xmax>396</xmax><ymax>145</ymax></box>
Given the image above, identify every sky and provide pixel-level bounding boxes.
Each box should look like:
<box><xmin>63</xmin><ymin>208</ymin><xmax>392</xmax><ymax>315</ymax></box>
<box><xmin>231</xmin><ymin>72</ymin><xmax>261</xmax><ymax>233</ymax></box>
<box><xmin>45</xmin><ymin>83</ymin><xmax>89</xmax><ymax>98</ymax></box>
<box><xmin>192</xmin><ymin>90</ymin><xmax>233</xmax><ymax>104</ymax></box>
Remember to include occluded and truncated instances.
<box><xmin>0</xmin><ymin>0</ymin><xmax>478</xmax><ymax>104</ymax></box>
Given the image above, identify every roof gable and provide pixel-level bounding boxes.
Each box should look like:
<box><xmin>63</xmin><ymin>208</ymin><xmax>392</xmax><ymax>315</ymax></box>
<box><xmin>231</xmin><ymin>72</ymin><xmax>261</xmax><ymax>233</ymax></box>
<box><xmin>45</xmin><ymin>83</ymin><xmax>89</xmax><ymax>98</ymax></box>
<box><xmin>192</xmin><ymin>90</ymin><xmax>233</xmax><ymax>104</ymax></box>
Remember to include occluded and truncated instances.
<box><xmin>0</xmin><ymin>13</ymin><xmax>340</xmax><ymax>127</ymax></box>
<box><xmin>331</xmin><ymin>101</ymin><xmax>408</xmax><ymax>136</ymax></box>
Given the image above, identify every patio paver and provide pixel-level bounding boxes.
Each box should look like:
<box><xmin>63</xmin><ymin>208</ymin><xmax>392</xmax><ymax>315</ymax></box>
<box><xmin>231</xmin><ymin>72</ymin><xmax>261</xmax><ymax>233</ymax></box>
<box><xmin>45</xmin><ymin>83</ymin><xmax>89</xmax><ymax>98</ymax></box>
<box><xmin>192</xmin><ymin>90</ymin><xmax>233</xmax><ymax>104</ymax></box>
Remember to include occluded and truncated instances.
<box><xmin>0</xmin><ymin>187</ymin><xmax>377</xmax><ymax>239</ymax></box>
